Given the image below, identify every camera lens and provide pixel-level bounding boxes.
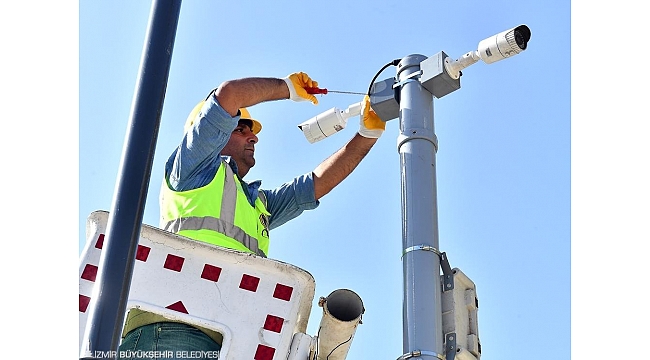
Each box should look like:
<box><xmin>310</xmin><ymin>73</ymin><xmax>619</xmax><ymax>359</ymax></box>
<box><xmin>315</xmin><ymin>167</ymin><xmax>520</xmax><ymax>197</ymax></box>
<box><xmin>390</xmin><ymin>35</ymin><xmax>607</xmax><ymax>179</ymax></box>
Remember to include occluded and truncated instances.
<box><xmin>514</xmin><ymin>31</ymin><xmax>526</xmax><ymax>50</ymax></box>
<box><xmin>513</xmin><ymin>25</ymin><xmax>531</xmax><ymax>50</ymax></box>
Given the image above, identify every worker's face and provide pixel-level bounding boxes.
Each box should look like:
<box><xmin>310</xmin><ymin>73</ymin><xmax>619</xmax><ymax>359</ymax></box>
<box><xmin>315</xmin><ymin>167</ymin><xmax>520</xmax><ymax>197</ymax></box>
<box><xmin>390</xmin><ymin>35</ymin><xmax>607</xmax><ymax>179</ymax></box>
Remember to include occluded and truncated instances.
<box><xmin>222</xmin><ymin>121</ymin><xmax>258</xmax><ymax>177</ymax></box>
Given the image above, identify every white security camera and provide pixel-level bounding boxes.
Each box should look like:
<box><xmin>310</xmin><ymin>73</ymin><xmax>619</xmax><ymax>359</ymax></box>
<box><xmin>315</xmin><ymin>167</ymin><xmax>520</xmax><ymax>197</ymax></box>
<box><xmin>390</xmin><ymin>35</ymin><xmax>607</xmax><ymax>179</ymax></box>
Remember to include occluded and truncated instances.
<box><xmin>298</xmin><ymin>101</ymin><xmax>362</xmax><ymax>143</ymax></box>
<box><xmin>477</xmin><ymin>24</ymin><xmax>531</xmax><ymax>64</ymax></box>
<box><xmin>445</xmin><ymin>24</ymin><xmax>531</xmax><ymax>79</ymax></box>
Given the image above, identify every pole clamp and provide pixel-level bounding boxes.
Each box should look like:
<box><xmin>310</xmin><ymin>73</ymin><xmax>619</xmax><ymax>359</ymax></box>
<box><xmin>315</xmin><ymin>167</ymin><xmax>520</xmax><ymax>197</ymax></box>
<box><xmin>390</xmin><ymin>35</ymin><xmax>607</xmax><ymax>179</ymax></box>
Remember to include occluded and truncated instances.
<box><xmin>402</xmin><ymin>244</ymin><xmax>441</xmax><ymax>257</ymax></box>
<box><xmin>393</xmin><ymin>70</ymin><xmax>423</xmax><ymax>89</ymax></box>
<box><xmin>397</xmin><ymin>350</ymin><xmax>445</xmax><ymax>360</ymax></box>
<box><xmin>402</xmin><ymin>245</ymin><xmax>454</xmax><ymax>291</ymax></box>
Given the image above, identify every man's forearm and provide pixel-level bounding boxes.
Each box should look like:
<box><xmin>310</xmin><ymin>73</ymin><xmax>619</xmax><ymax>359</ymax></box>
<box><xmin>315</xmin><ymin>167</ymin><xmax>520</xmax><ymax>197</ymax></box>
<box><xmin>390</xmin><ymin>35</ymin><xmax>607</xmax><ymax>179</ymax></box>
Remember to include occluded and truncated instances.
<box><xmin>312</xmin><ymin>133</ymin><xmax>378</xmax><ymax>200</ymax></box>
<box><xmin>214</xmin><ymin>77</ymin><xmax>289</xmax><ymax>116</ymax></box>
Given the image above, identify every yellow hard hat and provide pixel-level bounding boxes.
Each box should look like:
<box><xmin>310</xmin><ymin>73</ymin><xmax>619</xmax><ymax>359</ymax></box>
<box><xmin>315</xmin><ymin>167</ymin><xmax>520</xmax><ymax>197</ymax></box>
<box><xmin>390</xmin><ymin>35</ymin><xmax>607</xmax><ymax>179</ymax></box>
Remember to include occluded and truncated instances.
<box><xmin>184</xmin><ymin>101</ymin><xmax>262</xmax><ymax>135</ymax></box>
<box><xmin>239</xmin><ymin>107</ymin><xmax>262</xmax><ymax>135</ymax></box>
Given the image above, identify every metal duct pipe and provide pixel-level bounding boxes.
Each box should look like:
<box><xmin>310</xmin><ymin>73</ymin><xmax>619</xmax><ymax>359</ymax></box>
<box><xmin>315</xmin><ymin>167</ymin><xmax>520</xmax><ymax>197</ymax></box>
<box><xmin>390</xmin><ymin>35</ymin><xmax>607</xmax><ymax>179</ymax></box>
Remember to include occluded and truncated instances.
<box><xmin>314</xmin><ymin>289</ymin><xmax>365</xmax><ymax>360</ymax></box>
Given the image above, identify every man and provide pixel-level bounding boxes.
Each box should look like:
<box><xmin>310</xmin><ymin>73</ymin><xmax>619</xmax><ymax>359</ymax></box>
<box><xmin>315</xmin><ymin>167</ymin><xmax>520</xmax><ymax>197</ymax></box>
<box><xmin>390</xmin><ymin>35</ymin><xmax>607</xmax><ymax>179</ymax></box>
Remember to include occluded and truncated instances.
<box><xmin>118</xmin><ymin>72</ymin><xmax>385</xmax><ymax>359</ymax></box>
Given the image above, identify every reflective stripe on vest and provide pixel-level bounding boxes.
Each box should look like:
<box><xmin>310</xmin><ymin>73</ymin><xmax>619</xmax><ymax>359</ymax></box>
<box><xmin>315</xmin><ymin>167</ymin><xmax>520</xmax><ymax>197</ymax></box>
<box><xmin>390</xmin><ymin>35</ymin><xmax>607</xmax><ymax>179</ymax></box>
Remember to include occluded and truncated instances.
<box><xmin>161</xmin><ymin>159</ymin><xmax>269</xmax><ymax>257</ymax></box>
<box><xmin>163</xmin><ymin>215</ymin><xmax>265</xmax><ymax>257</ymax></box>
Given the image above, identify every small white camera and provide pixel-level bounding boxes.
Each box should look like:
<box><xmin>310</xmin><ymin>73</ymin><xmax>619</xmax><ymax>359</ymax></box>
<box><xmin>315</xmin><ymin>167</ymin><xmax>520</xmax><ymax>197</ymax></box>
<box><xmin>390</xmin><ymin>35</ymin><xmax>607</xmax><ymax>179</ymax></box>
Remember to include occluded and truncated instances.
<box><xmin>477</xmin><ymin>25</ymin><xmax>531</xmax><ymax>64</ymax></box>
<box><xmin>445</xmin><ymin>24</ymin><xmax>531</xmax><ymax>79</ymax></box>
<box><xmin>298</xmin><ymin>101</ymin><xmax>362</xmax><ymax>144</ymax></box>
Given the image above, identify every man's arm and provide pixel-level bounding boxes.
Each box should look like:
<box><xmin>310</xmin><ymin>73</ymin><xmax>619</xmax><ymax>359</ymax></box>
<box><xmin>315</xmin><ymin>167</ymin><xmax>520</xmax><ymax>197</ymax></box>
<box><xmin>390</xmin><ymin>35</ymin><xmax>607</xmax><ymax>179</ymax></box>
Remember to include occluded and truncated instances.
<box><xmin>312</xmin><ymin>96</ymin><xmax>385</xmax><ymax>200</ymax></box>
<box><xmin>214</xmin><ymin>73</ymin><xmax>319</xmax><ymax>116</ymax></box>
<box><xmin>214</xmin><ymin>78</ymin><xmax>288</xmax><ymax>116</ymax></box>
<box><xmin>313</xmin><ymin>134</ymin><xmax>378</xmax><ymax>200</ymax></box>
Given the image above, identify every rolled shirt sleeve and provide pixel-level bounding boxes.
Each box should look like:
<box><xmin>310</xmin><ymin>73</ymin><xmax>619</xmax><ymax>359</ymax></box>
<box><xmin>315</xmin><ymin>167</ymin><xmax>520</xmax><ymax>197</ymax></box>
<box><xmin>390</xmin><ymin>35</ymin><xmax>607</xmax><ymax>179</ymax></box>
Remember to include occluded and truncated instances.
<box><xmin>166</xmin><ymin>94</ymin><xmax>239</xmax><ymax>191</ymax></box>
<box><xmin>264</xmin><ymin>172</ymin><xmax>320</xmax><ymax>230</ymax></box>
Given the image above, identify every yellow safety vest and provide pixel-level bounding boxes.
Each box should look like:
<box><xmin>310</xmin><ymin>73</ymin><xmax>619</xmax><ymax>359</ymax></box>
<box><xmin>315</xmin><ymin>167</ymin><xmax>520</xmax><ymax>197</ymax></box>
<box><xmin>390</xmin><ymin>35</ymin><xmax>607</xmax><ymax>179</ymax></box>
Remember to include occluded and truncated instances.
<box><xmin>160</xmin><ymin>159</ymin><xmax>271</xmax><ymax>257</ymax></box>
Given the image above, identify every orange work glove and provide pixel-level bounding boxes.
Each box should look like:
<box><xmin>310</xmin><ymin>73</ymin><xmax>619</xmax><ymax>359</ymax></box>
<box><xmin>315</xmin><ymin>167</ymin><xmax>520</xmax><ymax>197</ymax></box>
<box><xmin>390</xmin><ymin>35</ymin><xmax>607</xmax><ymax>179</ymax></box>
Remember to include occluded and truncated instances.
<box><xmin>358</xmin><ymin>95</ymin><xmax>385</xmax><ymax>138</ymax></box>
<box><xmin>282</xmin><ymin>72</ymin><xmax>319</xmax><ymax>105</ymax></box>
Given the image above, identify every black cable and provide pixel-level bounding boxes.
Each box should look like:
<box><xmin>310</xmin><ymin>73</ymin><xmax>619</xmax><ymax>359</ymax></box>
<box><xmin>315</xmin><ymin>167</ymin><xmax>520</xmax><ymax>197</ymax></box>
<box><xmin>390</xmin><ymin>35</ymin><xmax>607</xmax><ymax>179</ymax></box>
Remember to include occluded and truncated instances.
<box><xmin>366</xmin><ymin>59</ymin><xmax>401</xmax><ymax>96</ymax></box>
<box><xmin>325</xmin><ymin>335</ymin><xmax>354</xmax><ymax>359</ymax></box>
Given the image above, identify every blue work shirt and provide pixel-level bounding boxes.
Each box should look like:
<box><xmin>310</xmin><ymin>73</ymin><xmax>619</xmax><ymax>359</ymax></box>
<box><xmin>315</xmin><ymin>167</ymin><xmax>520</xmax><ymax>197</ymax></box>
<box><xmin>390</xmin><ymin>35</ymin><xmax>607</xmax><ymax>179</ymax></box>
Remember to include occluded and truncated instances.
<box><xmin>163</xmin><ymin>93</ymin><xmax>319</xmax><ymax>231</ymax></box>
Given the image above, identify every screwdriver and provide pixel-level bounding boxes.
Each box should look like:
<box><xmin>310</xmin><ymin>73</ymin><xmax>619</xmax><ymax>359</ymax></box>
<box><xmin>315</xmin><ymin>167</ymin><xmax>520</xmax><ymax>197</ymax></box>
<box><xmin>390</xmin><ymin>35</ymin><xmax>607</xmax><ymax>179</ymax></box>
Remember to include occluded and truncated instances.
<box><xmin>305</xmin><ymin>87</ymin><xmax>366</xmax><ymax>96</ymax></box>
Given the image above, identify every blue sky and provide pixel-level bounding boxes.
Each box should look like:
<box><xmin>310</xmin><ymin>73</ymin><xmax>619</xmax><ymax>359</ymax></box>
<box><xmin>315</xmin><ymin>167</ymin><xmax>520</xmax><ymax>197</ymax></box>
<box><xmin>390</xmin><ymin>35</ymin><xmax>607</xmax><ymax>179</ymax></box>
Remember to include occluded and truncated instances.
<box><xmin>4</xmin><ymin>1</ymin><xmax>649</xmax><ymax>359</ymax></box>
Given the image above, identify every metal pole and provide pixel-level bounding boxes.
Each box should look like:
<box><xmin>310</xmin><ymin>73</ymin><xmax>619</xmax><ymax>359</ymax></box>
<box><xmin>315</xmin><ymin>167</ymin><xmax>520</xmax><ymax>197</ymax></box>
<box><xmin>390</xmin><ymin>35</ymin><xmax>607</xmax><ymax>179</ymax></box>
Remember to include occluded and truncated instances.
<box><xmin>397</xmin><ymin>54</ymin><xmax>443</xmax><ymax>359</ymax></box>
<box><xmin>80</xmin><ymin>0</ymin><xmax>182</xmax><ymax>358</ymax></box>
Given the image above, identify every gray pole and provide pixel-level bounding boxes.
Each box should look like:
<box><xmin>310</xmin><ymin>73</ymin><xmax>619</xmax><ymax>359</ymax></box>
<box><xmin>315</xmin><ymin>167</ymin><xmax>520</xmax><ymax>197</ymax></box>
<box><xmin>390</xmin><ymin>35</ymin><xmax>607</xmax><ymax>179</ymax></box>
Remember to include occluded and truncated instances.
<box><xmin>80</xmin><ymin>0</ymin><xmax>182</xmax><ymax>358</ymax></box>
<box><xmin>397</xmin><ymin>54</ymin><xmax>443</xmax><ymax>359</ymax></box>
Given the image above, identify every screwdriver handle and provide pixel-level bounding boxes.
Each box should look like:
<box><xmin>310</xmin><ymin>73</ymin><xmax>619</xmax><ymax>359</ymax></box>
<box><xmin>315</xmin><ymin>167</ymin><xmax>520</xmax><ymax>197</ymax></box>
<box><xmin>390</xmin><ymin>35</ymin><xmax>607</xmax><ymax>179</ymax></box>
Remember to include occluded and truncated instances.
<box><xmin>305</xmin><ymin>87</ymin><xmax>328</xmax><ymax>95</ymax></box>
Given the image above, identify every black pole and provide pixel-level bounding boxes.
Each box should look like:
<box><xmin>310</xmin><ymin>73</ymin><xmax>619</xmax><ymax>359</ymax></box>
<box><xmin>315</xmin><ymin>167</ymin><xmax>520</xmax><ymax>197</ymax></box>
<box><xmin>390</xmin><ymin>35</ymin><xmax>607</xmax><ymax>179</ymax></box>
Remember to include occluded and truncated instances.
<box><xmin>80</xmin><ymin>0</ymin><xmax>182</xmax><ymax>358</ymax></box>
